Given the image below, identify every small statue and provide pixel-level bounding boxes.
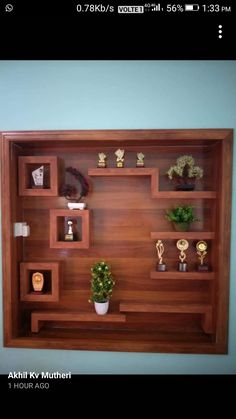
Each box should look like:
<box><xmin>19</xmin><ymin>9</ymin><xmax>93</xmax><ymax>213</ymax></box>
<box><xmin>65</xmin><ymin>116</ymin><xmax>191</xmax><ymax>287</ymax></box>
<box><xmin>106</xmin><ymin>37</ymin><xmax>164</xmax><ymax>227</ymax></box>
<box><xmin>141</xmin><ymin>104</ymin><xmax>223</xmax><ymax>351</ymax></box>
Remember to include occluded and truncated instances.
<box><xmin>176</xmin><ymin>239</ymin><xmax>189</xmax><ymax>272</ymax></box>
<box><xmin>65</xmin><ymin>220</ymin><xmax>74</xmax><ymax>241</ymax></box>
<box><xmin>136</xmin><ymin>152</ymin><xmax>145</xmax><ymax>167</ymax></box>
<box><xmin>32</xmin><ymin>272</ymin><xmax>44</xmax><ymax>292</ymax></box>
<box><xmin>32</xmin><ymin>166</ymin><xmax>44</xmax><ymax>188</ymax></box>
<box><xmin>156</xmin><ymin>240</ymin><xmax>166</xmax><ymax>271</ymax></box>
<box><xmin>115</xmin><ymin>149</ymin><xmax>125</xmax><ymax>168</ymax></box>
<box><xmin>196</xmin><ymin>241</ymin><xmax>209</xmax><ymax>271</ymax></box>
<box><xmin>98</xmin><ymin>152</ymin><xmax>107</xmax><ymax>168</ymax></box>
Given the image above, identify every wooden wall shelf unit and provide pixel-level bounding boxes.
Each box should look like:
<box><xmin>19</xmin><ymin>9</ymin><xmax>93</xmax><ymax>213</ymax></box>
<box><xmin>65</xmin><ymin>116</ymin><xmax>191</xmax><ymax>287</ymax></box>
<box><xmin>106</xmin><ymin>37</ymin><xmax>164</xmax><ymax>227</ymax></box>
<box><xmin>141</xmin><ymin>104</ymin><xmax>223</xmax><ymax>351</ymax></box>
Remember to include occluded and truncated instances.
<box><xmin>0</xmin><ymin>129</ymin><xmax>233</xmax><ymax>354</ymax></box>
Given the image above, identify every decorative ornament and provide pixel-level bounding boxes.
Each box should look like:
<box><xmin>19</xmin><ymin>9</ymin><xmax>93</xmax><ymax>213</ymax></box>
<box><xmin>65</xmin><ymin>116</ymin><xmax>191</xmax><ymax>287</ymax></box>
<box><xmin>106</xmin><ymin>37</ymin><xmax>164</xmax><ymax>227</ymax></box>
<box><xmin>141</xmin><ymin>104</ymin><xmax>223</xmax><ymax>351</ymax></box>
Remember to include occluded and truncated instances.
<box><xmin>60</xmin><ymin>167</ymin><xmax>89</xmax><ymax>203</ymax></box>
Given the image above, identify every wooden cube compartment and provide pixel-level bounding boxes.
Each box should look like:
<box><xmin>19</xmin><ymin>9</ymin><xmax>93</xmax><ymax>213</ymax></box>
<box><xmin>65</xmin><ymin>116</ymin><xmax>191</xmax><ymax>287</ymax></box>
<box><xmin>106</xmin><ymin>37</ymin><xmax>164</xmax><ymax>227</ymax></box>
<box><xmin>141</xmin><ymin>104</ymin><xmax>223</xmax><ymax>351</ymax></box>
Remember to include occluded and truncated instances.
<box><xmin>18</xmin><ymin>156</ymin><xmax>58</xmax><ymax>196</ymax></box>
<box><xmin>20</xmin><ymin>262</ymin><xmax>60</xmax><ymax>302</ymax></box>
<box><xmin>50</xmin><ymin>209</ymin><xmax>90</xmax><ymax>249</ymax></box>
<box><xmin>0</xmin><ymin>129</ymin><xmax>233</xmax><ymax>354</ymax></box>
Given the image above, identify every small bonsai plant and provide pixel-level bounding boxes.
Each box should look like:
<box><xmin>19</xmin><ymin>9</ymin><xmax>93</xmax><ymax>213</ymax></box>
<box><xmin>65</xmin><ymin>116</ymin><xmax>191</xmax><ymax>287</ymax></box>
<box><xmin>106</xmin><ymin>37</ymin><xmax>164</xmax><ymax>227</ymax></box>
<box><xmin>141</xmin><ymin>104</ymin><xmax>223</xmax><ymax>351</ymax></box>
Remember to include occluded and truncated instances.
<box><xmin>166</xmin><ymin>205</ymin><xmax>198</xmax><ymax>231</ymax></box>
<box><xmin>89</xmin><ymin>261</ymin><xmax>115</xmax><ymax>314</ymax></box>
<box><xmin>166</xmin><ymin>155</ymin><xmax>203</xmax><ymax>190</ymax></box>
<box><xmin>60</xmin><ymin>167</ymin><xmax>89</xmax><ymax>202</ymax></box>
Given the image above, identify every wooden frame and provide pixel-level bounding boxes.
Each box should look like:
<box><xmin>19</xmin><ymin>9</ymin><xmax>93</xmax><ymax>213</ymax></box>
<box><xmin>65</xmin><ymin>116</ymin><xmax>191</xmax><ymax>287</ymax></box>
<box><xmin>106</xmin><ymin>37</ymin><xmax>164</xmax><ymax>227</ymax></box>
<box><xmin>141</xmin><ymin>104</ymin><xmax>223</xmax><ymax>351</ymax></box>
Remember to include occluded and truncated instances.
<box><xmin>0</xmin><ymin>129</ymin><xmax>233</xmax><ymax>353</ymax></box>
<box><xmin>50</xmin><ymin>209</ymin><xmax>90</xmax><ymax>249</ymax></box>
<box><xmin>20</xmin><ymin>262</ymin><xmax>60</xmax><ymax>302</ymax></box>
<box><xmin>18</xmin><ymin>156</ymin><xmax>58</xmax><ymax>196</ymax></box>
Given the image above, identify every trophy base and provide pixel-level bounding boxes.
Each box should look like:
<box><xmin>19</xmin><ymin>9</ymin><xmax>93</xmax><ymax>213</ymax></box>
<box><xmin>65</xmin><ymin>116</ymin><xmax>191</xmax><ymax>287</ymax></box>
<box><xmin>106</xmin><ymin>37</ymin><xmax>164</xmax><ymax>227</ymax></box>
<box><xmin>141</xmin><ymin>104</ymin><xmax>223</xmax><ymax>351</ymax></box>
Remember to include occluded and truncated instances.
<box><xmin>65</xmin><ymin>234</ymin><xmax>74</xmax><ymax>241</ymax></box>
<box><xmin>116</xmin><ymin>162</ymin><xmax>124</xmax><ymax>168</ymax></box>
<box><xmin>156</xmin><ymin>263</ymin><xmax>166</xmax><ymax>272</ymax></box>
<box><xmin>198</xmin><ymin>264</ymin><xmax>209</xmax><ymax>272</ymax></box>
<box><xmin>98</xmin><ymin>162</ymin><xmax>106</xmax><ymax>168</ymax></box>
<box><xmin>178</xmin><ymin>263</ymin><xmax>188</xmax><ymax>272</ymax></box>
<box><xmin>136</xmin><ymin>162</ymin><xmax>145</xmax><ymax>168</ymax></box>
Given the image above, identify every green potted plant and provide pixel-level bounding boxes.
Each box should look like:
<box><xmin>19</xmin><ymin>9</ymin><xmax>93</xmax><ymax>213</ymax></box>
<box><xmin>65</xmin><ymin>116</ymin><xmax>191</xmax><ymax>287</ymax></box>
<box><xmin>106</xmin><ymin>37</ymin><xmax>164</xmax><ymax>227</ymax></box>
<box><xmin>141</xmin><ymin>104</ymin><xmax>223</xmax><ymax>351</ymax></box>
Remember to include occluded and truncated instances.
<box><xmin>89</xmin><ymin>261</ymin><xmax>115</xmax><ymax>315</ymax></box>
<box><xmin>166</xmin><ymin>155</ymin><xmax>203</xmax><ymax>191</ymax></box>
<box><xmin>165</xmin><ymin>205</ymin><xmax>198</xmax><ymax>231</ymax></box>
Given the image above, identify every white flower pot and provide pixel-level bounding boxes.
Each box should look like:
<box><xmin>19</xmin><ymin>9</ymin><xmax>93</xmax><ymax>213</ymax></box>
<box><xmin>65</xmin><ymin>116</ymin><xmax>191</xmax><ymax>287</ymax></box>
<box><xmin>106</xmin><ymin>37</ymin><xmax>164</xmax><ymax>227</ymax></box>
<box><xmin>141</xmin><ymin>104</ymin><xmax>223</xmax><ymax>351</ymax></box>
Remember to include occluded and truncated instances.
<box><xmin>94</xmin><ymin>301</ymin><xmax>109</xmax><ymax>315</ymax></box>
<box><xmin>67</xmin><ymin>203</ymin><xmax>86</xmax><ymax>210</ymax></box>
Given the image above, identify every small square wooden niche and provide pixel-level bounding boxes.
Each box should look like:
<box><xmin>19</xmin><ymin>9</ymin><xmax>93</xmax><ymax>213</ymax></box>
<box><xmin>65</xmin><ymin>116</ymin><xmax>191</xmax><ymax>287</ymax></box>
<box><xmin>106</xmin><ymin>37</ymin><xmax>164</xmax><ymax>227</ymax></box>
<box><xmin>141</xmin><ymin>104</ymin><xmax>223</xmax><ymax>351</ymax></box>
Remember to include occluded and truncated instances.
<box><xmin>20</xmin><ymin>262</ymin><xmax>60</xmax><ymax>302</ymax></box>
<box><xmin>50</xmin><ymin>209</ymin><xmax>90</xmax><ymax>249</ymax></box>
<box><xmin>18</xmin><ymin>156</ymin><xmax>58</xmax><ymax>196</ymax></box>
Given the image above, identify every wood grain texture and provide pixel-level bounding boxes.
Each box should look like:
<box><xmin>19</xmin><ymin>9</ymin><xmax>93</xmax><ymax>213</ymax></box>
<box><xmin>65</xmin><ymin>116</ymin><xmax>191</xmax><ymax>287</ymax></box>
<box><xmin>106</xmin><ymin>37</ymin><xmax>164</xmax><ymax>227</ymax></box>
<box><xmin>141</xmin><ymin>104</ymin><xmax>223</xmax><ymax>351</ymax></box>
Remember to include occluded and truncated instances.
<box><xmin>150</xmin><ymin>272</ymin><xmax>215</xmax><ymax>280</ymax></box>
<box><xmin>0</xmin><ymin>129</ymin><xmax>232</xmax><ymax>353</ymax></box>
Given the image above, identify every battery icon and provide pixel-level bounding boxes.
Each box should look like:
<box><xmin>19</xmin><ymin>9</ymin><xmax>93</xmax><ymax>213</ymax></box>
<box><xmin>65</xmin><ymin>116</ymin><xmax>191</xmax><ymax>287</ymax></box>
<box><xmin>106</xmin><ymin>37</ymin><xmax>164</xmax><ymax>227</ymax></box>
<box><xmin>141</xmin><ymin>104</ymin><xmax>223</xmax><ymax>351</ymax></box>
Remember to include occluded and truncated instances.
<box><xmin>185</xmin><ymin>4</ymin><xmax>199</xmax><ymax>11</ymax></box>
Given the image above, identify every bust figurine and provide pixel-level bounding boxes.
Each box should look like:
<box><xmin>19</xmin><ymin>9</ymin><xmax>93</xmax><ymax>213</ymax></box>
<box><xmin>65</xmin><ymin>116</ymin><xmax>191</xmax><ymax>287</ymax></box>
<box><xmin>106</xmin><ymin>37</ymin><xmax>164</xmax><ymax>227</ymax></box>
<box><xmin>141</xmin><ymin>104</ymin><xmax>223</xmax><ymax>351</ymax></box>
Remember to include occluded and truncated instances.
<box><xmin>32</xmin><ymin>272</ymin><xmax>44</xmax><ymax>292</ymax></box>
<box><xmin>115</xmin><ymin>149</ymin><xmax>125</xmax><ymax>168</ymax></box>
<box><xmin>98</xmin><ymin>152</ymin><xmax>107</xmax><ymax>168</ymax></box>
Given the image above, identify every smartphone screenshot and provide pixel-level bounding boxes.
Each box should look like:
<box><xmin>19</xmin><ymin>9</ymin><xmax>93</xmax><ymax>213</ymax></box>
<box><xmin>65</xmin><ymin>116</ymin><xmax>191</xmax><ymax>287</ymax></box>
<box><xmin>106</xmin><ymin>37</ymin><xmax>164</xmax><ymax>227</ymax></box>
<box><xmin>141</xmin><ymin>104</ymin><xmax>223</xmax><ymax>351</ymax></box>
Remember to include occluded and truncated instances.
<box><xmin>0</xmin><ymin>0</ymin><xmax>234</xmax><ymax>58</ymax></box>
<box><xmin>0</xmin><ymin>0</ymin><xmax>235</xmax><ymax>396</ymax></box>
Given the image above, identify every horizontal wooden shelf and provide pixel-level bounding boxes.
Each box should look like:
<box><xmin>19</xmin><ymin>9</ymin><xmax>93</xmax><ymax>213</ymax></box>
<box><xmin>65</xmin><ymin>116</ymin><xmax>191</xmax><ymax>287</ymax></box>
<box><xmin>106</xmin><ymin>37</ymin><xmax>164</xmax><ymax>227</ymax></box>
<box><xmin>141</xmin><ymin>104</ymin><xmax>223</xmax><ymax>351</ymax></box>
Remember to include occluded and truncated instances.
<box><xmin>155</xmin><ymin>191</ymin><xmax>216</xmax><ymax>199</ymax></box>
<box><xmin>88</xmin><ymin>169</ymin><xmax>216</xmax><ymax>199</ymax></box>
<box><xmin>88</xmin><ymin>168</ymin><xmax>157</xmax><ymax>176</ymax></box>
<box><xmin>151</xmin><ymin>232</ymin><xmax>215</xmax><ymax>240</ymax></box>
<box><xmin>119</xmin><ymin>301</ymin><xmax>213</xmax><ymax>334</ymax></box>
<box><xmin>31</xmin><ymin>310</ymin><xmax>126</xmax><ymax>333</ymax></box>
<box><xmin>150</xmin><ymin>271</ymin><xmax>215</xmax><ymax>280</ymax></box>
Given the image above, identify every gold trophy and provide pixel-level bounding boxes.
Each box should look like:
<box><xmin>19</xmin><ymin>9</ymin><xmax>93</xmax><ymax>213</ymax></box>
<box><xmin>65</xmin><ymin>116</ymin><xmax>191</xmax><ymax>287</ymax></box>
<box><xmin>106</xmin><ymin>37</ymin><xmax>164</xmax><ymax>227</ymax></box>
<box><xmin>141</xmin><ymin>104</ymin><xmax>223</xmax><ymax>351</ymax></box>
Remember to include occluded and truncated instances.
<box><xmin>196</xmin><ymin>241</ymin><xmax>209</xmax><ymax>271</ymax></box>
<box><xmin>32</xmin><ymin>272</ymin><xmax>44</xmax><ymax>292</ymax></box>
<box><xmin>115</xmin><ymin>149</ymin><xmax>125</xmax><ymax>168</ymax></box>
<box><xmin>176</xmin><ymin>239</ymin><xmax>189</xmax><ymax>272</ymax></box>
<box><xmin>136</xmin><ymin>152</ymin><xmax>145</xmax><ymax>167</ymax></box>
<box><xmin>156</xmin><ymin>240</ymin><xmax>166</xmax><ymax>271</ymax></box>
<box><xmin>65</xmin><ymin>220</ymin><xmax>74</xmax><ymax>241</ymax></box>
<box><xmin>98</xmin><ymin>152</ymin><xmax>107</xmax><ymax>168</ymax></box>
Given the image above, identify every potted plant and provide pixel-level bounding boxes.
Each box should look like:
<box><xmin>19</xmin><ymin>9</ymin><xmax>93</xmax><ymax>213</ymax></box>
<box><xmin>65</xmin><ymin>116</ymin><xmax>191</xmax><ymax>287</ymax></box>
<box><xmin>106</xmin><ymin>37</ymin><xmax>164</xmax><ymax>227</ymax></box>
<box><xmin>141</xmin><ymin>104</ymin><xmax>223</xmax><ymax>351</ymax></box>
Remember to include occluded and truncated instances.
<box><xmin>60</xmin><ymin>166</ymin><xmax>89</xmax><ymax>210</ymax></box>
<box><xmin>165</xmin><ymin>205</ymin><xmax>198</xmax><ymax>231</ymax></box>
<box><xmin>89</xmin><ymin>261</ymin><xmax>115</xmax><ymax>315</ymax></box>
<box><xmin>166</xmin><ymin>155</ymin><xmax>203</xmax><ymax>191</ymax></box>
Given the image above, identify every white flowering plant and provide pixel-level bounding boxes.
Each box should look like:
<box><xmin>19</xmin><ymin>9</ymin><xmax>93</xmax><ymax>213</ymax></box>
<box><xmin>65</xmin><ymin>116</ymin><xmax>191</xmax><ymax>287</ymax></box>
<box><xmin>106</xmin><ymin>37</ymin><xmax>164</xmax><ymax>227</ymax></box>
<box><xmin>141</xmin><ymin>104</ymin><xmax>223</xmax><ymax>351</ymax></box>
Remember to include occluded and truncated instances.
<box><xmin>166</xmin><ymin>155</ymin><xmax>203</xmax><ymax>186</ymax></box>
<box><xmin>89</xmin><ymin>261</ymin><xmax>115</xmax><ymax>303</ymax></box>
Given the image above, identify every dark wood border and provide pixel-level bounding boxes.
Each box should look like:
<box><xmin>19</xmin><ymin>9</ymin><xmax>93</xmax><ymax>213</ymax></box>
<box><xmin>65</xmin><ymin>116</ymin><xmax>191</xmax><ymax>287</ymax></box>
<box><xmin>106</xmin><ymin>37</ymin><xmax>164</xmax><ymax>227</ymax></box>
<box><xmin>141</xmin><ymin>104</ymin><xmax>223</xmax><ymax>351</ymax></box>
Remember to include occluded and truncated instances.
<box><xmin>0</xmin><ymin>129</ymin><xmax>233</xmax><ymax>353</ymax></box>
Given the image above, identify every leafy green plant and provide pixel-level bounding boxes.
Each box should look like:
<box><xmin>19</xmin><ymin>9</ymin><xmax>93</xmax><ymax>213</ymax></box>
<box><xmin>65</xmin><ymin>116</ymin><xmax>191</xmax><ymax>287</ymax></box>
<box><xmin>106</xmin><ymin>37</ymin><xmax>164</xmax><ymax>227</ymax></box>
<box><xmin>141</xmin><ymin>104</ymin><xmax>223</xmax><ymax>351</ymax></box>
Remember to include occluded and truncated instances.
<box><xmin>166</xmin><ymin>205</ymin><xmax>198</xmax><ymax>224</ymax></box>
<box><xmin>89</xmin><ymin>261</ymin><xmax>115</xmax><ymax>303</ymax></box>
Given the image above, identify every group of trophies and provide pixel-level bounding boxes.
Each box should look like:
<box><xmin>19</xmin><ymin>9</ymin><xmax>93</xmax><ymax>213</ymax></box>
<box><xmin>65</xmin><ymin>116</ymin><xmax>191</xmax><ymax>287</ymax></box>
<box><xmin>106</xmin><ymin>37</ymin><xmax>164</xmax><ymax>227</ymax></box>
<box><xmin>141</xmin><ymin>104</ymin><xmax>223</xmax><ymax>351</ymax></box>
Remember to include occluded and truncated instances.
<box><xmin>156</xmin><ymin>239</ymin><xmax>209</xmax><ymax>272</ymax></box>
<box><xmin>98</xmin><ymin>149</ymin><xmax>145</xmax><ymax>168</ymax></box>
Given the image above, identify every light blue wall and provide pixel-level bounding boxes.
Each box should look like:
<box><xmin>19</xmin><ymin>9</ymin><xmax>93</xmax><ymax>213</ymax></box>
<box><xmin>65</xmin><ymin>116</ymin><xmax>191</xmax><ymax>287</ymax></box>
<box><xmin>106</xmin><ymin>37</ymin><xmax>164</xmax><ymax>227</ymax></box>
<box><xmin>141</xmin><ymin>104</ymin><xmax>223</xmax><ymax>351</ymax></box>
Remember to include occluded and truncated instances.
<box><xmin>0</xmin><ymin>61</ymin><xmax>235</xmax><ymax>374</ymax></box>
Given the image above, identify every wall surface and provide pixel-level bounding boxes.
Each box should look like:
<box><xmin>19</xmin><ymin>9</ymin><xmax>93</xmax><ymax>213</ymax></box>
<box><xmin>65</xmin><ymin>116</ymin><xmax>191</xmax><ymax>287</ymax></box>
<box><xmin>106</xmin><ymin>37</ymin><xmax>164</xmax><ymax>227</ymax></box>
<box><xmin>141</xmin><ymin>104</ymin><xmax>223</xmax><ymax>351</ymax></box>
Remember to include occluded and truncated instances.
<box><xmin>0</xmin><ymin>60</ymin><xmax>235</xmax><ymax>374</ymax></box>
